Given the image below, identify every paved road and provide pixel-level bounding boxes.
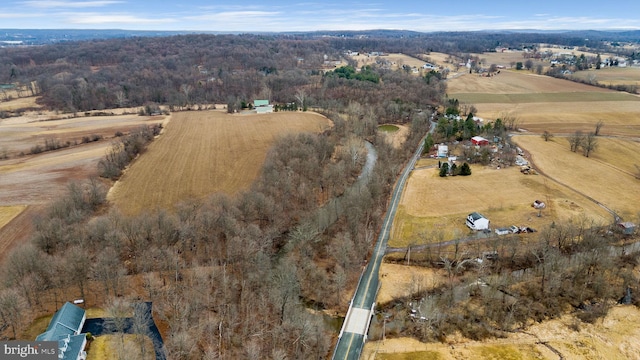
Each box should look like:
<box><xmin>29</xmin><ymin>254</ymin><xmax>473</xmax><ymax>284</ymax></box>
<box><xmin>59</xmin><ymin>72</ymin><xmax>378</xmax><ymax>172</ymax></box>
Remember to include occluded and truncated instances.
<box><xmin>332</xmin><ymin>127</ymin><xmax>428</xmax><ymax>360</ymax></box>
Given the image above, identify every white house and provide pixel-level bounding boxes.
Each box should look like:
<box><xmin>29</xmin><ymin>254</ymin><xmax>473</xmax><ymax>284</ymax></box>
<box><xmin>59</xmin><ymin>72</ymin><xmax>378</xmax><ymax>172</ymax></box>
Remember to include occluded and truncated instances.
<box><xmin>466</xmin><ymin>212</ymin><xmax>490</xmax><ymax>231</ymax></box>
<box><xmin>437</xmin><ymin>144</ymin><xmax>448</xmax><ymax>158</ymax></box>
<box><xmin>253</xmin><ymin>99</ymin><xmax>273</xmax><ymax>114</ymax></box>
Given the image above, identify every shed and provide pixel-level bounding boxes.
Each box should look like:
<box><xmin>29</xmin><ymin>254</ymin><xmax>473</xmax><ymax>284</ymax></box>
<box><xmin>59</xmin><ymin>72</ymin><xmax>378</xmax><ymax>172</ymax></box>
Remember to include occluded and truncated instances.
<box><xmin>618</xmin><ymin>222</ymin><xmax>636</xmax><ymax>235</ymax></box>
<box><xmin>471</xmin><ymin>136</ymin><xmax>489</xmax><ymax>146</ymax></box>
<box><xmin>495</xmin><ymin>227</ymin><xmax>511</xmax><ymax>235</ymax></box>
<box><xmin>466</xmin><ymin>212</ymin><xmax>490</xmax><ymax>231</ymax></box>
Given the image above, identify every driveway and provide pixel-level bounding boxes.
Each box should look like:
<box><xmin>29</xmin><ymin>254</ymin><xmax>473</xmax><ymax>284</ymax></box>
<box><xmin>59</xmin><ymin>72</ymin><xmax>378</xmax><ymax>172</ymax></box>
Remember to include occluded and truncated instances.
<box><xmin>82</xmin><ymin>302</ymin><xmax>166</xmax><ymax>360</ymax></box>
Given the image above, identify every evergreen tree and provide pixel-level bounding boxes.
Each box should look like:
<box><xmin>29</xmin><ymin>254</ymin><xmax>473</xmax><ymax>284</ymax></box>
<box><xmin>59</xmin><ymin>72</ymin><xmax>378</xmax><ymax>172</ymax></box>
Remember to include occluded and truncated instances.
<box><xmin>439</xmin><ymin>163</ymin><xmax>449</xmax><ymax>177</ymax></box>
<box><xmin>450</xmin><ymin>163</ymin><xmax>458</xmax><ymax>176</ymax></box>
<box><xmin>460</xmin><ymin>162</ymin><xmax>472</xmax><ymax>176</ymax></box>
<box><xmin>423</xmin><ymin>133</ymin><xmax>434</xmax><ymax>154</ymax></box>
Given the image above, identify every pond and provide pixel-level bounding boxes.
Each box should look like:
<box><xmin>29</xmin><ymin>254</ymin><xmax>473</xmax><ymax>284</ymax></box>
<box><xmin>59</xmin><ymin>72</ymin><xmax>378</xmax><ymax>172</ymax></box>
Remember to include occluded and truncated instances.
<box><xmin>378</xmin><ymin>124</ymin><xmax>399</xmax><ymax>132</ymax></box>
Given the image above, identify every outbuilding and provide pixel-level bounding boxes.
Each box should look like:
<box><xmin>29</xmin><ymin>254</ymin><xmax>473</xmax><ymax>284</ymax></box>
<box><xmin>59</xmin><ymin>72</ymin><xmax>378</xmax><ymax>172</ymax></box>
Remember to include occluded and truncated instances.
<box><xmin>466</xmin><ymin>212</ymin><xmax>490</xmax><ymax>231</ymax></box>
<box><xmin>253</xmin><ymin>99</ymin><xmax>273</xmax><ymax>113</ymax></box>
<box><xmin>471</xmin><ymin>136</ymin><xmax>489</xmax><ymax>146</ymax></box>
<box><xmin>618</xmin><ymin>222</ymin><xmax>636</xmax><ymax>235</ymax></box>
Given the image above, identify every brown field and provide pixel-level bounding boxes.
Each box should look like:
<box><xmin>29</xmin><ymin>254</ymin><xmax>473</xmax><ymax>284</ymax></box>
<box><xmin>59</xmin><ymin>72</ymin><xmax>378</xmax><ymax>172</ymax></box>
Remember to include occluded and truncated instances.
<box><xmin>377</xmin><ymin>263</ymin><xmax>443</xmax><ymax>304</ymax></box>
<box><xmin>362</xmin><ymin>305</ymin><xmax>640</xmax><ymax>360</ymax></box>
<box><xmin>0</xmin><ymin>110</ymin><xmax>166</xmax><ymax>262</ymax></box>
<box><xmin>571</xmin><ymin>66</ymin><xmax>640</xmax><ymax>87</ymax></box>
<box><xmin>351</xmin><ymin>53</ymin><xmax>428</xmax><ymax>73</ymax></box>
<box><xmin>513</xmin><ymin>135</ymin><xmax>640</xmax><ymax>219</ymax></box>
<box><xmin>0</xmin><ymin>96</ymin><xmax>40</xmax><ymax>111</ymax></box>
<box><xmin>109</xmin><ymin>111</ymin><xmax>331</xmax><ymax>215</ymax></box>
<box><xmin>389</xmin><ymin>166</ymin><xmax>611</xmax><ymax>247</ymax></box>
<box><xmin>0</xmin><ymin>205</ymin><xmax>25</xmax><ymax>229</ymax></box>
<box><xmin>447</xmin><ymin>70</ymin><xmax>615</xmax><ymax>94</ymax></box>
<box><xmin>0</xmin><ymin>111</ymin><xmax>165</xmax><ymax>157</ymax></box>
<box><xmin>447</xmin><ymin>70</ymin><xmax>640</xmax><ymax>137</ymax></box>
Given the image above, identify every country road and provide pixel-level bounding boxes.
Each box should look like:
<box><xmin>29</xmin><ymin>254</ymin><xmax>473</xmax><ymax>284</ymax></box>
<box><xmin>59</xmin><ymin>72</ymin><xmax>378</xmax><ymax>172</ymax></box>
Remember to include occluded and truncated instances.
<box><xmin>332</xmin><ymin>123</ymin><xmax>431</xmax><ymax>360</ymax></box>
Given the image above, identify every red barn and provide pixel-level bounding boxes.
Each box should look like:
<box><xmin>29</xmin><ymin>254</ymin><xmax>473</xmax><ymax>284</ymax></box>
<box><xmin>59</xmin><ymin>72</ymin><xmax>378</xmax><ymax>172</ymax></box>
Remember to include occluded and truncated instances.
<box><xmin>471</xmin><ymin>136</ymin><xmax>489</xmax><ymax>146</ymax></box>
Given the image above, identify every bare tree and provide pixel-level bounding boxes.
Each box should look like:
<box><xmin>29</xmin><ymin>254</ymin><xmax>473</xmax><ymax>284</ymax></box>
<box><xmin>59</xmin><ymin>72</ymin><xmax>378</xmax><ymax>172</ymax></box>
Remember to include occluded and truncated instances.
<box><xmin>106</xmin><ymin>297</ymin><xmax>132</xmax><ymax>352</ymax></box>
<box><xmin>500</xmin><ymin>112</ymin><xmax>520</xmax><ymax>131</ymax></box>
<box><xmin>524</xmin><ymin>59</ymin><xmax>534</xmax><ymax>71</ymax></box>
<box><xmin>270</xmin><ymin>259</ymin><xmax>300</xmax><ymax>324</ymax></box>
<box><xmin>295</xmin><ymin>88</ymin><xmax>306</xmax><ymax>110</ymax></box>
<box><xmin>541</xmin><ymin>130</ymin><xmax>553</xmax><ymax>142</ymax></box>
<box><xmin>583</xmin><ymin>132</ymin><xmax>598</xmax><ymax>157</ymax></box>
<box><xmin>0</xmin><ymin>288</ymin><xmax>27</xmax><ymax>339</ymax></box>
<box><xmin>594</xmin><ymin>120</ymin><xmax>605</xmax><ymax>136</ymax></box>
<box><xmin>568</xmin><ymin>131</ymin><xmax>584</xmax><ymax>152</ymax></box>
<box><xmin>535</xmin><ymin>64</ymin><xmax>544</xmax><ymax>75</ymax></box>
<box><xmin>115</xmin><ymin>90</ymin><xmax>127</xmax><ymax>108</ymax></box>
<box><xmin>132</xmin><ymin>303</ymin><xmax>152</xmax><ymax>359</ymax></box>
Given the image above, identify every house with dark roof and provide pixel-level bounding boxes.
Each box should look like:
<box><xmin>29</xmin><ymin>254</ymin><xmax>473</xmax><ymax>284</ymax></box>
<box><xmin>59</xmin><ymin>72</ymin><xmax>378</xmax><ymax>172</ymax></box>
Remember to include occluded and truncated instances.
<box><xmin>466</xmin><ymin>212</ymin><xmax>490</xmax><ymax>231</ymax></box>
<box><xmin>36</xmin><ymin>302</ymin><xmax>87</xmax><ymax>360</ymax></box>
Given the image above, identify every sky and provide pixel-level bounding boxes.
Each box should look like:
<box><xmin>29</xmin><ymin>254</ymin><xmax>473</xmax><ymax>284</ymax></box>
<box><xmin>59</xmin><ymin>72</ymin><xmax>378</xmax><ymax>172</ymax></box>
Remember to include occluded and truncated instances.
<box><xmin>1</xmin><ymin>0</ymin><xmax>640</xmax><ymax>32</ymax></box>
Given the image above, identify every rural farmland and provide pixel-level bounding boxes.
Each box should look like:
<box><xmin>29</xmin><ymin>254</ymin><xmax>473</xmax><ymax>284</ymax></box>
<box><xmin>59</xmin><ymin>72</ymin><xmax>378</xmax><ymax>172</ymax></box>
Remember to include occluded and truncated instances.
<box><xmin>109</xmin><ymin>110</ymin><xmax>332</xmax><ymax>215</ymax></box>
<box><xmin>371</xmin><ymin>53</ymin><xmax>640</xmax><ymax>359</ymax></box>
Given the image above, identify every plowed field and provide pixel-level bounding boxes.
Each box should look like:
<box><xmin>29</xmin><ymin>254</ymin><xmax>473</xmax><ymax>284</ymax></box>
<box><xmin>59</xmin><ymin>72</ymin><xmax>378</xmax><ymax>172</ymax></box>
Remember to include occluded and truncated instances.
<box><xmin>109</xmin><ymin>111</ymin><xmax>331</xmax><ymax>215</ymax></box>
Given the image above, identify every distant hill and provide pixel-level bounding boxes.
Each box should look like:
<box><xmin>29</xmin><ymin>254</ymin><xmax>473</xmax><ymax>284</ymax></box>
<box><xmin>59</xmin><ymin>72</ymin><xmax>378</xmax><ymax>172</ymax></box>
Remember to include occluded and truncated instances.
<box><xmin>1</xmin><ymin>28</ymin><xmax>639</xmax><ymax>47</ymax></box>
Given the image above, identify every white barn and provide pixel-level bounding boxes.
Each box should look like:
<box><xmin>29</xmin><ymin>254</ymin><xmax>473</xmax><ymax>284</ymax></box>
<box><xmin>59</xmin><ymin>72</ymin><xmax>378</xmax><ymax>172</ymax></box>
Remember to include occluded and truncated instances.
<box><xmin>254</xmin><ymin>99</ymin><xmax>273</xmax><ymax>114</ymax></box>
<box><xmin>466</xmin><ymin>212</ymin><xmax>489</xmax><ymax>231</ymax></box>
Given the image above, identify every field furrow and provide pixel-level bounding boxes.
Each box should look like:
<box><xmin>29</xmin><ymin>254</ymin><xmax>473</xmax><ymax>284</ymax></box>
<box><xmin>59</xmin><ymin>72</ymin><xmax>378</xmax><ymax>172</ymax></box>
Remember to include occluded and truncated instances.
<box><xmin>109</xmin><ymin>110</ymin><xmax>331</xmax><ymax>215</ymax></box>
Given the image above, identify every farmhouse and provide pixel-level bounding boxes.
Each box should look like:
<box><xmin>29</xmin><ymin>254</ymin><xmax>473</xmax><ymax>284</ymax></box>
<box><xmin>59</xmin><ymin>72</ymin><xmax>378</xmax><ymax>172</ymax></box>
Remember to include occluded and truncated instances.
<box><xmin>253</xmin><ymin>99</ymin><xmax>273</xmax><ymax>114</ymax></box>
<box><xmin>36</xmin><ymin>302</ymin><xmax>87</xmax><ymax>360</ymax></box>
<box><xmin>437</xmin><ymin>144</ymin><xmax>448</xmax><ymax>158</ymax></box>
<box><xmin>471</xmin><ymin>136</ymin><xmax>489</xmax><ymax>146</ymax></box>
<box><xmin>466</xmin><ymin>212</ymin><xmax>490</xmax><ymax>231</ymax></box>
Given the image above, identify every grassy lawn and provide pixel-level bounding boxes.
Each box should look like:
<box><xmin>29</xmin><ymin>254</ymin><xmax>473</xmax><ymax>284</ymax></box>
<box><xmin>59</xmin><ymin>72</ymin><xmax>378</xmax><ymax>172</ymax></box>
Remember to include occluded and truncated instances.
<box><xmin>87</xmin><ymin>335</ymin><xmax>154</xmax><ymax>360</ymax></box>
<box><xmin>389</xmin><ymin>166</ymin><xmax>611</xmax><ymax>247</ymax></box>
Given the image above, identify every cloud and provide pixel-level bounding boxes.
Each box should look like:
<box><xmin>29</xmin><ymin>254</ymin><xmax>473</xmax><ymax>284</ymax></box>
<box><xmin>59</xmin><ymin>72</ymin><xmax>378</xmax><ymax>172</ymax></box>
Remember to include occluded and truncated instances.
<box><xmin>66</xmin><ymin>13</ymin><xmax>176</xmax><ymax>25</ymax></box>
<box><xmin>21</xmin><ymin>1</ymin><xmax>122</xmax><ymax>8</ymax></box>
<box><xmin>185</xmin><ymin>11</ymin><xmax>281</xmax><ymax>23</ymax></box>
